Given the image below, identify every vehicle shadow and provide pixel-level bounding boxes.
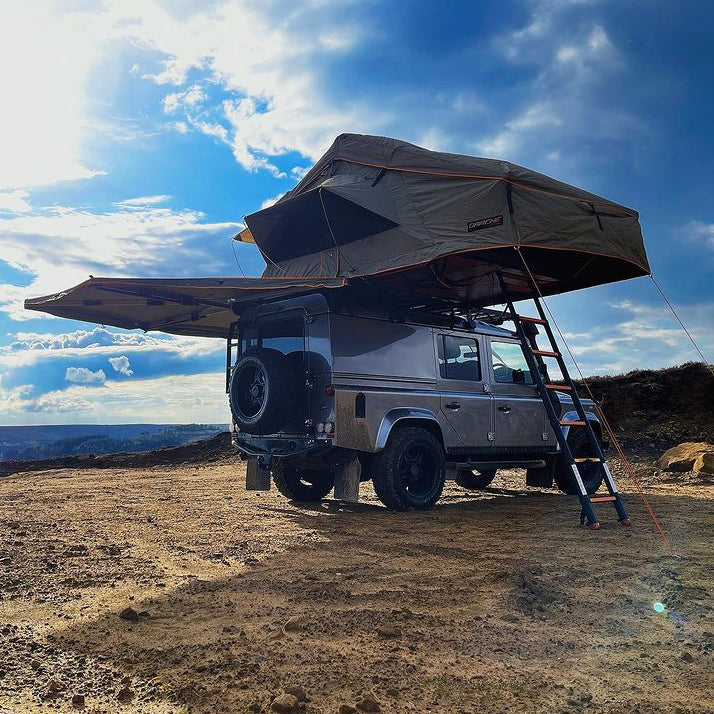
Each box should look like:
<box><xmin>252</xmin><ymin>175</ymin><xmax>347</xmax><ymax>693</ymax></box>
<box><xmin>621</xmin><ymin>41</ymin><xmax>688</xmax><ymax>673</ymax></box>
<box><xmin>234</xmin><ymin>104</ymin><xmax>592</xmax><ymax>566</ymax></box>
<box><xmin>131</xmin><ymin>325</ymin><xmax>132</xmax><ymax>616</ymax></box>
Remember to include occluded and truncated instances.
<box><xmin>43</xmin><ymin>486</ymin><xmax>709</xmax><ymax>714</ymax></box>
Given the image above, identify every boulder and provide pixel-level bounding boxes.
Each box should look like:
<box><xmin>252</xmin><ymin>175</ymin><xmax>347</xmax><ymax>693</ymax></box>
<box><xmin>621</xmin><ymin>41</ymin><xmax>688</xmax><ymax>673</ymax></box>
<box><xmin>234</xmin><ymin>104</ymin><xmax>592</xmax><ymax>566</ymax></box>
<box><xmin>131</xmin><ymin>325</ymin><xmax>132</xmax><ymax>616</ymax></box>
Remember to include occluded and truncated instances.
<box><xmin>657</xmin><ymin>442</ymin><xmax>713</xmax><ymax>472</ymax></box>
<box><xmin>693</xmin><ymin>452</ymin><xmax>714</xmax><ymax>475</ymax></box>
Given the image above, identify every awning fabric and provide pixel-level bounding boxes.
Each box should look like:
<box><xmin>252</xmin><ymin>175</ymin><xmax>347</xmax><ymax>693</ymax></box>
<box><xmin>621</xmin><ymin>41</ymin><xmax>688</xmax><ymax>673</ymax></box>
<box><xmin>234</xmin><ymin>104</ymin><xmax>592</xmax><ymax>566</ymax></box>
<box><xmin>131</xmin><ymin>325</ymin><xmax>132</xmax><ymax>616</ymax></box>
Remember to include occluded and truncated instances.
<box><xmin>24</xmin><ymin>276</ymin><xmax>345</xmax><ymax>338</ymax></box>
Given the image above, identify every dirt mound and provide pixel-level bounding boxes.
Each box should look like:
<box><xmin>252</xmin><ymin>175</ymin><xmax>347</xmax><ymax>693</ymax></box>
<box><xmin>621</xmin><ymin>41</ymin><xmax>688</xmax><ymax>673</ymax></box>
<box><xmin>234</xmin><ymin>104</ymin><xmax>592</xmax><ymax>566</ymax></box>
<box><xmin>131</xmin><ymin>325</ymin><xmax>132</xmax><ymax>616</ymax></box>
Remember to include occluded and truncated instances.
<box><xmin>575</xmin><ymin>362</ymin><xmax>714</xmax><ymax>458</ymax></box>
<box><xmin>0</xmin><ymin>432</ymin><xmax>236</xmax><ymax>477</ymax></box>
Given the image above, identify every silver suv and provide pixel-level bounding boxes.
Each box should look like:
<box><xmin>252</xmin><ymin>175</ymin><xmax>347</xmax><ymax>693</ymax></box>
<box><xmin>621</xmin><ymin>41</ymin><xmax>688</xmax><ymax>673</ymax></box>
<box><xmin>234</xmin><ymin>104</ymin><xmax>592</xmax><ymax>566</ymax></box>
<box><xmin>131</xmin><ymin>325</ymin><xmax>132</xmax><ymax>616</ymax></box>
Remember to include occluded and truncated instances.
<box><xmin>227</xmin><ymin>291</ymin><xmax>605</xmax><ymax>510</ymax></box>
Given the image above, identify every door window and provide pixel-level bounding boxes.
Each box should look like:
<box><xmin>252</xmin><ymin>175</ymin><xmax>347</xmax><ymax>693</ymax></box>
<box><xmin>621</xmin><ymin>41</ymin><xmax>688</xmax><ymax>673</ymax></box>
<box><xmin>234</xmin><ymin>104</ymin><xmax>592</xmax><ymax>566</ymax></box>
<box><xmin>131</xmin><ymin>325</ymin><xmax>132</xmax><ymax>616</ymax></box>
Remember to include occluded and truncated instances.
<box><xmin>490</xmin><ymin>341</ymin><xmax>534</xmax><ymax>385</ymax></box>
<box><xmin>437</xmin><ymin>335</ymin><xmax>481</xmax><ymax>381</ymax></box>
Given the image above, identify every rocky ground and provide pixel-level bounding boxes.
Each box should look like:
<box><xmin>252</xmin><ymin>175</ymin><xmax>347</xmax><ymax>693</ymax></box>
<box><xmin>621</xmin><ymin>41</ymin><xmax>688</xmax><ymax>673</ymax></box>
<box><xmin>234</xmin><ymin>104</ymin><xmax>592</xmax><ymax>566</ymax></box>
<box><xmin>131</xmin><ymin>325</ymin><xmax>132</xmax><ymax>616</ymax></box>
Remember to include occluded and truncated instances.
<box><xmin>1</xmin><ymin>448</ymin><xmax>713</xmax><ymax>713</ymax></box>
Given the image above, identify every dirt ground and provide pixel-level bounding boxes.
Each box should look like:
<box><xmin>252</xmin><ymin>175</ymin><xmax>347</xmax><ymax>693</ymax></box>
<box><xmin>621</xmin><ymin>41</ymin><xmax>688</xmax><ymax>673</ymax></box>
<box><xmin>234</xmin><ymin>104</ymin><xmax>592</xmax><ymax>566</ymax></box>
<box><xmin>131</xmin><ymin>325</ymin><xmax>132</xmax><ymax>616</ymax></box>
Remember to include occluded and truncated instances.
<box><xmin>0</xmin><ymin>459</ymin><xmax>712</xmax><ymax>714</ymax></box>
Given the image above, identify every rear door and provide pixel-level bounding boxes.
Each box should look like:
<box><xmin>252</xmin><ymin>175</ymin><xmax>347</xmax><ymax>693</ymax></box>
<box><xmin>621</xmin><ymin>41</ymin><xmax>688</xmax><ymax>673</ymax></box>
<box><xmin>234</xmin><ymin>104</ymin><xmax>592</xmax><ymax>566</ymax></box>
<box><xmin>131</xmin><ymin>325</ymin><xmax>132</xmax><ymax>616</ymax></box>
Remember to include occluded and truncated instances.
<box><xmin>435</xmin><ymin>332</ymin><xmax>493</xmax><ymax>451</ymax></box>
<box><xmin>488</xmin><ymin>338</ymin><xmax>547</xmax><ymax>448</ymax></box>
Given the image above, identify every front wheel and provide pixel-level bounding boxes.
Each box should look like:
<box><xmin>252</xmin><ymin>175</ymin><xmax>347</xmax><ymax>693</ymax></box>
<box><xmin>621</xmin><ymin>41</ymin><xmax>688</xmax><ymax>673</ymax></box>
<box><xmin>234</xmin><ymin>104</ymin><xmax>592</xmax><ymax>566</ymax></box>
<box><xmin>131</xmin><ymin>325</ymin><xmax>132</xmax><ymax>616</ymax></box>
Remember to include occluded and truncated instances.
<box><xmin>274</xmin><ymin>466</ymin><xmax>334</xmax><ymax>502</ymax></box>
<box><xmin>554</xmin><ymin>429</ymin><xmax>604</xmax><ymax>495</ymax></box>
<box><xmin>372</xmin><ymin>426</ymin><xmax>445</xmax><ymax>511</ymax></box>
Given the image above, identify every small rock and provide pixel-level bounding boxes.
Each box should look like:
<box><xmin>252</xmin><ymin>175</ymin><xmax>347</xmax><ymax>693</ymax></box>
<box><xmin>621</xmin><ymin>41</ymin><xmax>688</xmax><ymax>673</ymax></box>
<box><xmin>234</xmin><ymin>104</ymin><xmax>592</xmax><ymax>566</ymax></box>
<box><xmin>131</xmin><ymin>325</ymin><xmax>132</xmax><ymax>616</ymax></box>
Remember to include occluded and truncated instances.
<box><xmin>356</xmin><ymin>694</ymin><xmax>381</xmax><ymax>712</ymax></box>
<box><xmin>138</xmin><ymin>611</ymin><xmax>151</xmax><ymax>618</ymax></box>
<box><xmin>681</xmin><ymin>651</ymin><xmax>694</xmax><ymax>663</ymax></box>
<box><xmin>283</xmin><ymin>685</ymin><xmax>307</xmax><ymax>702</ymax></box>
<box><xmin>385</xmin><ymin>688</ymin><xmax>399</xmax><ymax>697</ymax></box>
<box><xmin>657</xmin><ymin>442</ymin><xmax>712</xmax><ymax>472</ymax></box>
<box><xmin>117</xmin><ymin>685</ymin><xmax>134</xmax><ymax>701</ymax></box>
<box><xmin>376</xmin><ymin>625</ymin><xmax>401</xmax><ymax>638</ymax></box>
<box><xmin>338</xmin><ymin>706</ymin><xmax>358</xmax><ymax>714</ymax></box>
<box><xmin>118</xmin><ymin>607</ymin><xmax>139</xmax><ymax>622</ymax></box>
<box><xmin>248</xmin><ymin>703</ymin><xmax>262</xmax><ymax>713</ymax></box>
<box><xmin>0</xmin><ymin>557</ymin><xmax>11</xmax><ymax>566</ymax></box>
<box><xmin>271</xmin><ymin>693</ymin><xmax>299</xmax><ymax>713</ymax></box>
<box><xmin>46</xmin><ymin>679</ymin><xmax>65</xmax><ymax>695</ymax></box>
<box><xmin>72</xmin><ymin>693</ymin><xmax>85</xmax><ymax>706</ymax></box>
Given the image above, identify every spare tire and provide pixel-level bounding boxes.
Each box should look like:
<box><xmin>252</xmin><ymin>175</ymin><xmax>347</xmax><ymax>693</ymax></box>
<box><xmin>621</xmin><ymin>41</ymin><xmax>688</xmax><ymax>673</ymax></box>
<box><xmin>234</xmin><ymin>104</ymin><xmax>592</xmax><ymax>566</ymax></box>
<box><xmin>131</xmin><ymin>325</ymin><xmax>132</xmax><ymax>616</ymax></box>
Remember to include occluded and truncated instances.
<box><xmin>229</xmin><ymin>348</ymin><xmax>296</xmax><ymax>434</ymax></box>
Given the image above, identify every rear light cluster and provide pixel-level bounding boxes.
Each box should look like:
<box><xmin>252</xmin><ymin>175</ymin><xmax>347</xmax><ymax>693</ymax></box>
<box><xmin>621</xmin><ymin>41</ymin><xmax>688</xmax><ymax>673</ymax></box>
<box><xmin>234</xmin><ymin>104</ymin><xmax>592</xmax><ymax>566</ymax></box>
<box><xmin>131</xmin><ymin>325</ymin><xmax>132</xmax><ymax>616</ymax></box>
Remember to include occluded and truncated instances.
<box><xmin>316</xmin><ymin>422</ymin><xmax>334</xmax><ymax>434</ymax></box>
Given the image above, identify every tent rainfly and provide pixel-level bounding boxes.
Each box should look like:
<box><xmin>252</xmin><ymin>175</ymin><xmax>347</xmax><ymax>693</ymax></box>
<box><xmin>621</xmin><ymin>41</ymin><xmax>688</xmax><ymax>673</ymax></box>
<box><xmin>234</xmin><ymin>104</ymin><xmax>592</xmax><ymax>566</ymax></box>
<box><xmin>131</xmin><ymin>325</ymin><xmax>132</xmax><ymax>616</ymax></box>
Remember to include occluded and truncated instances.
<box><xmin>25</xmin><ymin>134</ymin><xmax>650</xmax><ymax>336</ymax></box>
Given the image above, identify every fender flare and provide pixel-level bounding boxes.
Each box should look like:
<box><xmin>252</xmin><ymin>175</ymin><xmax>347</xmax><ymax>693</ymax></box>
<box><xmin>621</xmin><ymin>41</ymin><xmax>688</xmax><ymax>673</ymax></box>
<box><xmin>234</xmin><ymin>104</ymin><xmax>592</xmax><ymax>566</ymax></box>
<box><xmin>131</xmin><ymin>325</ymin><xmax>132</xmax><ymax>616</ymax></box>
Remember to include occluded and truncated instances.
<box><xmin>559</xmin><ymin>409</ymin><xmax>601</xmax><ymax>442</ymax></box>
<box><xmin>375</xmin><ymin>407</ymin><xmax>442</xmax><ymax>451</ymax></box>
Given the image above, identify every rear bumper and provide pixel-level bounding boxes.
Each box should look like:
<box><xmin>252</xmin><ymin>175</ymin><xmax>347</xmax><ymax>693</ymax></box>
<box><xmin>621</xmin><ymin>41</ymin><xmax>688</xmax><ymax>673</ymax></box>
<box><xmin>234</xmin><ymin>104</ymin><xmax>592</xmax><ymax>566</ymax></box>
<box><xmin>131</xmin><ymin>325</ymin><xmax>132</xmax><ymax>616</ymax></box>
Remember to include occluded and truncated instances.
<box><xmin>231</xmin><ymin>432</ymin><xmax>325</xmax><ymax>459</ymax></box>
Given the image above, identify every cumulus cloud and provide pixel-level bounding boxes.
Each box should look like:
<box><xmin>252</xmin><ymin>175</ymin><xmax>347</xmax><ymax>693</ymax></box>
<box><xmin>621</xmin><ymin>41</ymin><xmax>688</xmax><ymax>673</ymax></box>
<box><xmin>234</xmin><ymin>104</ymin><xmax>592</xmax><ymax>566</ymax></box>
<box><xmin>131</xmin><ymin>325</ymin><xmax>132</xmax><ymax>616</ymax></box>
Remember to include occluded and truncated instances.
<box><xmin>0</xmin><ymin>372</ymin><xmax>229</xmax><ymax>425</ymax></box>
<box><xmin>559</xmin><ymin>299</ymin><xmax>714</xmax><ymax>375</ymax></box>
<box><xmin>65</xmin><ymin>366</ymin><xmax>106</xmax><ymax>384</ymax></box>
<box><xmin>109</xmin><ymin>356</ymin><xmax>134</xmax><ymax>376</ymax></box>
<box><xmin>0</xmin><ymin>202</ymin><xmax>242</xmax><ymax>320</ymax></box>
<box><xmin>0</xmin><ymin>190</ymin><xmax>31</xmax><ymax>213</ymax></box>
<box><xmin>0</xmin><ymin>327</ymin><xmax>223</xmax><ymax>374</ymax></box>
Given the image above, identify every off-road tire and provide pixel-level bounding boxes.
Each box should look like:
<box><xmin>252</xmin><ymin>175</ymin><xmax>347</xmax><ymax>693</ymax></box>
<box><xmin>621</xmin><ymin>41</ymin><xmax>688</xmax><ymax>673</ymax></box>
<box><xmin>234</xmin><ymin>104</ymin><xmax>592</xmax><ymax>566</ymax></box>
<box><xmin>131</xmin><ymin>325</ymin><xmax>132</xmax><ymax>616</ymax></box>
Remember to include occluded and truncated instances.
<box><xmin>372</xmin><ymin>426</ymin><xmax>446</xmax><ymax>511</ymax></box>
<box><xmin>455</xmin><ymin>468</ymin><xmax>497</xmax><ymax>490</ymax></box>
<box><xmin>273</xmin><ymin>466</ymin><xmax>334</xmax><ymax>501</ymax></box>
<box><xmin>554</xmin><ymin>428</ymin><xmax>604</xmax><ymax>495</ymax></box>
<box><xmin>229</xmin><ymin>348</ymin><xmax>296</xmax><ymax>435</ymax></box>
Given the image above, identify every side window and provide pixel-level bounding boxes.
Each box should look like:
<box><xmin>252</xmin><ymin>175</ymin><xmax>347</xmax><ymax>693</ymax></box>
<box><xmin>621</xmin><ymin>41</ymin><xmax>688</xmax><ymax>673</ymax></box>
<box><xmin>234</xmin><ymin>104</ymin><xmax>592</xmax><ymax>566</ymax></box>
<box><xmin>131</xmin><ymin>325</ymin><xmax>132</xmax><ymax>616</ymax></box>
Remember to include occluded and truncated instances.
<box><xmin>437</xmin><ymin>335</ymin><xmax>481</xmax><ymax>381</ymax></box>
<box><xmin>490</xmin><ymin>340</ymin><xmax>534</xmax><ymax>385</ymax></box>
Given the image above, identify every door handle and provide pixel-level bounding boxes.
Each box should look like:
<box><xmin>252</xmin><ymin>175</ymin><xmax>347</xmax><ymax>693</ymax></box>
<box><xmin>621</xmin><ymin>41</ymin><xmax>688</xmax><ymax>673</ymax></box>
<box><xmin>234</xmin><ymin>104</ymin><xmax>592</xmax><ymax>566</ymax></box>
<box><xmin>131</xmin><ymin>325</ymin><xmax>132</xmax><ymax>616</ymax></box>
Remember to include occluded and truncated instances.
<box><xmin>498</xmin><ymin>405</ymin><xmax>512</xmax><ymax>413</ymax></box>
<box><xmin>445</xmin><ymin>402</ymin><xmax>461</xmax><ymax>410</ymax></box>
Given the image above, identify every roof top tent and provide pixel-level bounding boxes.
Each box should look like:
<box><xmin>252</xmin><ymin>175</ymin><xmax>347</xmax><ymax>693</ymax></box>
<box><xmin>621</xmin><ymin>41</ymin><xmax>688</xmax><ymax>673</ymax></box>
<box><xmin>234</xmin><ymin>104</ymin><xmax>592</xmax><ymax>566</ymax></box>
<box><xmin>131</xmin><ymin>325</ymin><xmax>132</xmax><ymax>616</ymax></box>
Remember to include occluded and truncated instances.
<box><xmin>24</xmin><ymin>133</ymin><xmax>650</xmax><ymax>335</ymax></box>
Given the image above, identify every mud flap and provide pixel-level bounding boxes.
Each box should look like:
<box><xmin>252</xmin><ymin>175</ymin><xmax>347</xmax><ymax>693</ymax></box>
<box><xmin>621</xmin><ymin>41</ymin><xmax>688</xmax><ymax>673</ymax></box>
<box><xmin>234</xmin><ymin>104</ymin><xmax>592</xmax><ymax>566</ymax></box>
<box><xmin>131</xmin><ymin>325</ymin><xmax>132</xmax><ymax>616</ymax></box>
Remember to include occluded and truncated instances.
<box><xmin>246</xmin><ymin>458</ymin><xmax>271</xmax><ymax>490</ymax></box>
<box><xmin>333</xmin><ymin>456</ymin><xmax>361</xmax><ymax>503</ymax></box>
<box><xmin>526</xmin><ymin>454</ymin><xmax>555</xmax><ymax>488</ymax></box>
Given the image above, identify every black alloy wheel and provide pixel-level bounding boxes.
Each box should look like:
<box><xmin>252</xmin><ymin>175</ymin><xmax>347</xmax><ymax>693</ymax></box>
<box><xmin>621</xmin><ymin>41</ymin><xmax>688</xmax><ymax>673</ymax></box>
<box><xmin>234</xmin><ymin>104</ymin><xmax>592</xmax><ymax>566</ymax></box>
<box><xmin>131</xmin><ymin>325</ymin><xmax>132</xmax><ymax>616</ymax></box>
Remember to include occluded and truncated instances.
<box><xmin>372</xmin><ymin>426</ymin><xmax>446</xmax><ymax>511</ymax></box>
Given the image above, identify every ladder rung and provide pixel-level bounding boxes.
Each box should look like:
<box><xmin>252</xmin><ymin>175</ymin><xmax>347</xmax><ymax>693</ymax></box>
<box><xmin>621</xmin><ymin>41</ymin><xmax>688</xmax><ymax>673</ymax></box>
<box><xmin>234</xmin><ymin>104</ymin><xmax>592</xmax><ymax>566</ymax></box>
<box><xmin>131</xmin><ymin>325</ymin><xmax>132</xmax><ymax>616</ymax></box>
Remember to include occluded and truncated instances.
<box><xmin>545</xmin><ymin>384</ymin><xmax>571</xmax><ymax>390</ymax></box>
<box><xmin>532</xmin><ymin>350</ymin><xmax>559</xmax><ymax>357</ymax></box>
<box><xmin>560</xmin><ymin>420</ymin><xmax>585</xmax><ymax>426</ymax></box>
<box><xmin>590</xmin><ymin>496</ymin><xmax>617</xmax><ymax>503</ymax></box>
<box><xmin>518</xmin><ymin>316</ymin><xmax>547</xmax><ymax>324</ymax></box>
<box><xmin>574</xmin><ymin>457</ymin><xmax>601</xmax><ymax>463</ymax></box>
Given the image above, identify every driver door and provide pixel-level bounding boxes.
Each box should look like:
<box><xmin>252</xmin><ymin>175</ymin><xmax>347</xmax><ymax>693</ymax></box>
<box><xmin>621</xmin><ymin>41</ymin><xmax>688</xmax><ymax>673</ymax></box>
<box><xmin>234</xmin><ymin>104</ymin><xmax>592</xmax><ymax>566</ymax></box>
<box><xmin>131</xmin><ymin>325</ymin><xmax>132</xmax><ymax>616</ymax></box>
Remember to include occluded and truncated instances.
<box><xmin>488</xmin><ymin>338</ymin><xmax>547</xmax><ymax>448</ymax></box>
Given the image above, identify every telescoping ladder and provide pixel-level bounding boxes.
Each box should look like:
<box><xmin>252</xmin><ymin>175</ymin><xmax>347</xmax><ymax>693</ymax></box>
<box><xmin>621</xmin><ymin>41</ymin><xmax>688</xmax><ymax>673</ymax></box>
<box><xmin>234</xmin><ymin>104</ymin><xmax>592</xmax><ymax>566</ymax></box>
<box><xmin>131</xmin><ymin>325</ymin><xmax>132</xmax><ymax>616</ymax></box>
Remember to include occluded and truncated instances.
<box><xmin>497</xmin><ymin>277</ymin><xmax>631</xmax><ymax>530</ymax></box>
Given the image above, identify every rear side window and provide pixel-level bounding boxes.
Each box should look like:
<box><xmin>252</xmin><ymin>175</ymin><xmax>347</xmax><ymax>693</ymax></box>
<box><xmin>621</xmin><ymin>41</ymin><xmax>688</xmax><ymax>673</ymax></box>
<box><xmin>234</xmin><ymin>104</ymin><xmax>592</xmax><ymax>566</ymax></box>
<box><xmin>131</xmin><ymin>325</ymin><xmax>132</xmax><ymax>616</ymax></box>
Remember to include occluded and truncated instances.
<box><xmin>437</xmin><ymin>335</ymin><xmax>481</xmax><ymax>381</ymax></box>
<box><xmin>242</xmin><ymin>317</ymin><xmax>304</xmax><ymax>355</ymax></box>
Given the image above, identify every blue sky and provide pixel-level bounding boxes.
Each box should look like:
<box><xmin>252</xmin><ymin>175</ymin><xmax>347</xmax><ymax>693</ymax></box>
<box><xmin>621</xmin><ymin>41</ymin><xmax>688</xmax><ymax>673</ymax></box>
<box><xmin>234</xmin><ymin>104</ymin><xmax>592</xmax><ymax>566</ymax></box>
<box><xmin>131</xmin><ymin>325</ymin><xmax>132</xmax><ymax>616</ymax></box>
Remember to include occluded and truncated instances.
<box><xmin>0</xmin><ymin>0</ymin><xmax>712</xmax><ymax>425</ymax></box>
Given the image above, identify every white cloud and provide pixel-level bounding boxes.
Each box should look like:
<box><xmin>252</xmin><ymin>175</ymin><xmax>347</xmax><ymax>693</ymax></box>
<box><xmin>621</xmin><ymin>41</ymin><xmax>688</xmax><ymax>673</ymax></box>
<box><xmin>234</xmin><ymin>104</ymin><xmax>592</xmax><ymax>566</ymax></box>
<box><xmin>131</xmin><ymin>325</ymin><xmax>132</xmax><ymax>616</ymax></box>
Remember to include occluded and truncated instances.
<box><xmin>0</xmin><ymin>371</ymin><xmax>229</xmax><ymax>425</ymax></box>
<box><xmin>0</xmin><ymin>202</ymin><xmax>241</xmax><ymax>320</ymax></box>
<box><xmin>0</xmin><ymin>190</ymin><xmax>31</xmax><ymax>213</ymax></box>
<box><xmin>481</xmin><ymin>9</ymin><xmax>639</xmax><ymax>177</ymax></box>
<box><xmin>0</xmin><ymin>327</ymin><xmax>223</xmax><ymax>373</ymax></box>
<box><xmin>0</xmin><ymin>3</ymin><xmax>109</xmax><ymax>189</ymax></box>
<box><xmin>117</xmin><ymin>195</ymin><xmax>171</xmax><ymax>207</ymax></box>
<box><xmin>685</xmin><ymin>220</ymin><xmax>714</xmax><ymax>251</ymax></box>
<box><xmin>558</xmin><ymin>299</ymin><xmax>714</xmax><ymax>375</ymax></box>
<box><xmin>109</xmin><ymin>355</ymin><xmax>134</xmax><ymax>376</ymax></box>
<box><xmin>162</xmin><ymin>84</ymin><xmax>206</xmax><ymax>114</ymax></box>
<box><xmin>65</xmin><ymin>366</ymin><xmax>106</xmax><ymax>384</ymax></box>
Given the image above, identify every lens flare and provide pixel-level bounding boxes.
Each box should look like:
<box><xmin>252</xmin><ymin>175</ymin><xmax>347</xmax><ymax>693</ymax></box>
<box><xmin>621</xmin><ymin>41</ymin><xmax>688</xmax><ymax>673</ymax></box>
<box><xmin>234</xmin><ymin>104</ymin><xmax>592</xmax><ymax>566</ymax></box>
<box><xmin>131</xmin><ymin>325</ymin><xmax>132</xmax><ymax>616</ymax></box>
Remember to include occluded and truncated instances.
<box><xmin>653</xmin><ymin>602</ymin><xmax>665</xmax><ymax>613</ymax></box>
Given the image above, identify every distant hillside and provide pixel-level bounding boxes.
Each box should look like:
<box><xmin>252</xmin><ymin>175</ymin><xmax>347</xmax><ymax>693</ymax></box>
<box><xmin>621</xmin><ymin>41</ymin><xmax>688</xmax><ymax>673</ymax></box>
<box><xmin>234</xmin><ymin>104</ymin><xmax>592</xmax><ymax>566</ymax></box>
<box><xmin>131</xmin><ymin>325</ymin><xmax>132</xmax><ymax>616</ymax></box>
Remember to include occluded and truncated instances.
<box><xmin>575</xmin><ymin>362</ymin><xmax>714</xmax><ymax>455</ymax></box>
<box><xmin>0</xmin><ymin>423</ymin><xmax>228</xmax><ymax>462</ymax></box>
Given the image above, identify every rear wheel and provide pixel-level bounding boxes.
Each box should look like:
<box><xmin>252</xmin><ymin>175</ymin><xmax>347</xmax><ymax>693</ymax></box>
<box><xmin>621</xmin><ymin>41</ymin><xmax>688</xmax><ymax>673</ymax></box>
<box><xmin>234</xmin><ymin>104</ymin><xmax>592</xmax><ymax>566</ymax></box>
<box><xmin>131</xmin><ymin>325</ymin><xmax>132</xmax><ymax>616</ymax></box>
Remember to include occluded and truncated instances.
<box><xmin>372</xmin><ymin>426</ymin><xmax>445</xmax><ymax>511</ymax></box>
<box><xmin>455</xmin><ymin>468</ymin><xmax>497</xmax><ymax>490</ymax></box>
<box><xmin>273</xmin><ymin>465</ymin><xmax>334</xmax><ymax>502</ymax></box>
<box><xmin>554</xmin><ymin>429</ymin><xmax>604</xmax><ymax>495</ymax></box>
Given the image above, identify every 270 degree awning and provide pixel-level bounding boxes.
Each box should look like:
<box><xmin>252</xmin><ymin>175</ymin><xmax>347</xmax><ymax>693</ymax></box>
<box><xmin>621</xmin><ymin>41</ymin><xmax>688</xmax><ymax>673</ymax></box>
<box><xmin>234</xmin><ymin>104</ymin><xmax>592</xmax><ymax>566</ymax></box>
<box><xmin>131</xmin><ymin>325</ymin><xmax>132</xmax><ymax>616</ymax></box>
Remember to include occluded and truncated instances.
<box><xmin>24</xmin><ymin>276</ymin><xmax>346</xmax><ymax>338</ymax></box>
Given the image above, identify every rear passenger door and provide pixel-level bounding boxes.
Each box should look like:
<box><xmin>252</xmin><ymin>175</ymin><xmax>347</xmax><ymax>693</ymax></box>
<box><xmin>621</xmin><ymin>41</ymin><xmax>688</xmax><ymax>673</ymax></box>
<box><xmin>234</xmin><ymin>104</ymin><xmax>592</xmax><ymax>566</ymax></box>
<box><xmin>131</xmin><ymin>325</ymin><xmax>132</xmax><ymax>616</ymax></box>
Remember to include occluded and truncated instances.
<box><xmin>488</xmin><ymin>339</ymin><xmax>547</xmax><ymax>448</ymax></box>
<box><xmin>435</xmin><ymin>333</ymin><xmax>494</xmax><ymax>451</ymax></box>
